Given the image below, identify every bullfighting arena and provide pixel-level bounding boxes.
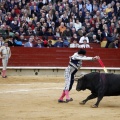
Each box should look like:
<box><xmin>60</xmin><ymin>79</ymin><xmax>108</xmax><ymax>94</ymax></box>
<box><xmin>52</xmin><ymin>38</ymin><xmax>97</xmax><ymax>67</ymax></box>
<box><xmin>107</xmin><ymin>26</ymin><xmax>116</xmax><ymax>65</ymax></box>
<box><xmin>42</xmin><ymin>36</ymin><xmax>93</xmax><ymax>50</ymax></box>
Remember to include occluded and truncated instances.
<box><xmin>0</xmin><ymin>76</ymin><xmax>120</xmax><ymax>120</ymax></box>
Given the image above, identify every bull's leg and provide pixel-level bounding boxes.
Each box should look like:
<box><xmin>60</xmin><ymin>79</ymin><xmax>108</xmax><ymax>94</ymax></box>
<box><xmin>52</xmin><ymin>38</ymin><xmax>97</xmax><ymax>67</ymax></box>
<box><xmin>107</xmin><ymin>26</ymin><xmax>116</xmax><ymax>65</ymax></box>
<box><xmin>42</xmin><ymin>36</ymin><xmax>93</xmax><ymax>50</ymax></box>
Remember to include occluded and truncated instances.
<box><xmin>80</xmin><ymin>93</ymin><xmax>97</xmax><ymax>105</ymax></box>
<box><xmin>93</xmin><ymin>94</ymin><xmax>104</xmax><ymax>108</ymax></box>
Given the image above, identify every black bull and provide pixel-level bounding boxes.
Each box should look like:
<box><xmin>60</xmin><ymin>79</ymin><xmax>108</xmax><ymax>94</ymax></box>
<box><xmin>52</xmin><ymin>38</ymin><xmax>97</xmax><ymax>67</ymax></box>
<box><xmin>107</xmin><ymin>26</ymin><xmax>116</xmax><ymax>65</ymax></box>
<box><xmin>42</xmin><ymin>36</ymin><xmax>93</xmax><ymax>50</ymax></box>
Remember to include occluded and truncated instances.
<box><xmin>76</xmin><ymin>72</ymin><xmax>120</xmax><ymax>108</ymax></box>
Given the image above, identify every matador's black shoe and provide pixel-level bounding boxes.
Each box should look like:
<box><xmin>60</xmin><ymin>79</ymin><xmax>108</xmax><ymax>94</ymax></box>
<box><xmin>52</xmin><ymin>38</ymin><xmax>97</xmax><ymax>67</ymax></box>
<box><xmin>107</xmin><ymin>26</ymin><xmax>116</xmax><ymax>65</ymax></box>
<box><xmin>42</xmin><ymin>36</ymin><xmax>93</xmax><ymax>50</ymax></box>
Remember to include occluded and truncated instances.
<box><xmin>66</xmin><ymin>98</ymin><xmax>73</xmax><ymax>103</ymax></box>
<box><xmin>2</xmin><ymin>76</ymin><xmax>7</xmax><ymax>78</ymax></box>
<box><xmin>58</xmin><ymin>99</ymin><xmax>66</xmax><ymax>103</ymax></box>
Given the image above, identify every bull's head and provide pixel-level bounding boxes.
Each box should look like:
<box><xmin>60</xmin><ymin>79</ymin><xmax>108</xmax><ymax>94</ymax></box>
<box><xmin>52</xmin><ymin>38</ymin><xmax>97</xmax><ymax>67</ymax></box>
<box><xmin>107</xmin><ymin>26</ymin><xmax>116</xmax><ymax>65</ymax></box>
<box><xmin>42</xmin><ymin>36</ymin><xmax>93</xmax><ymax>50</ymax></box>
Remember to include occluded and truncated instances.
<box><xmin>76</xmin><ymin>75</ymin><xmax>87</xmax><ymax>91</ymax></box>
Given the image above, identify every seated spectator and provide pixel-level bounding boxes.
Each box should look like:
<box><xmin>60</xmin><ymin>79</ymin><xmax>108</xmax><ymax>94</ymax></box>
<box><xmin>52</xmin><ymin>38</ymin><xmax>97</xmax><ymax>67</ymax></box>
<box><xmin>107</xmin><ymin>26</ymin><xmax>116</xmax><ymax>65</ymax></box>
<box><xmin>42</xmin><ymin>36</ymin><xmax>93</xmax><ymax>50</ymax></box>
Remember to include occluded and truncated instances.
<box><xmin>69</xmin><ymin>39</ymin><xmax>79</xmax><ymax>48</ymax></box>
<box><xmin>96</xmin><ymin>29</ymin><xmax>104</xmax><ymax>42</ymax></box>
<box><xmin>0</xmin><ymin>36</ymin><xmax>4</xmax><ymax>46</ymax></box>
<box><xmin>24</xmin><ymin>37</ymin><xmax>33</xmax><ymax>47</ymax></box>
<box><xmin>92</xmin><ymin>35</ymin><xmax>100</xmax><ymax>43</ymax></box>
<box><xmin>0</xmin><ymin>25</ymin><xmax>7</xmax><ymax>38</ymax></box>
<box><xmin>108</xmin><ymin>39</ymin><xmax>119</xmax><ymax>48</ymax></box>
<box><xmin>54</xmin><ymin>27</ymin><xmax>61</xmax><ymax>39</ymax></box>
<box><xmin>63</xmin><ymin>37</ymin><xmax>70</xmax><ymax>47</ymax></box>
<box><xmin>10</xmin><ymin>20</ymin><xmax>19</xmax><ymax>33</ymax></box>
<box><xmin>71</xmin><ymin>27</ymin><xmax>79</xmax><ymax>37</ymax></box>
<box><xmin>79</xmin><ymin>39</ymin><xmax>90</xmax><ymax>48</ymax></box>
<box><xmin>58</xmin><ymin>22</ymin><xmax>66</xmax><ymax>34</ymax></box>
<box><xmin>34</xmin><ymin>39</ymin><xmax>44</xmax><ymax>48</ymax></box>
<box><xmin>50</xmin><ymin>22</ymin><xmax>56</xmax><ymax>34</ymax></box>
<box><xmin>74</xmin><ymin>19</ymin><xmax>82</xmax><ymax>31</ymax></box>
<box><xmin>18</xmin><ymin>27</ymin><xmax>26</xmax><ymax>35</ymax></box>
<box><xmin>25</xmin><ymin>27</ymin><xmax>35</xmax><ymax>36</ymax></box>
<box><xmin>70</xmin><ymin>33</ymin><xmax>79</xmax><ymax>43</ymax></box>
<box><xmin>87</xmin><ymin>27</ymin><xmax>94</xmax><ymax>42</ymax></box>
<box><xmin>46</xmin><ymin>28</ymin><xmax>54</xmax><ymax>36</ymax></box>
<box><xmin>61</xmin><ymin>27</ymin><xmax>72</xmax><ymax>40</ymax></box>
<box><xmin>39</xmin><ymin>27</ymin><xmax>48</xmax><ymax>36</ymax></box>
<box><xmin>54</xmin><ymin>37</ymin><xmax>63</xmax><ymax>48</ymax></box>
<box><xmin>79</xmin><ymin>32</ymin><xmax>89</xmax><ymax>44</ymax></box>
<box><xmin>7</xmin><ymin>36</ymin><xmax>15</xmax><ymax>47</ymax></box>
<box><xmin>47</xmin><ymin>40</ymin><xmax>54</xmax><ymax>48</ymax></box>
<box><xmin>19</xmin><ymin>35</ymin><xmax>28</xmax><ymax>44</ymax></box>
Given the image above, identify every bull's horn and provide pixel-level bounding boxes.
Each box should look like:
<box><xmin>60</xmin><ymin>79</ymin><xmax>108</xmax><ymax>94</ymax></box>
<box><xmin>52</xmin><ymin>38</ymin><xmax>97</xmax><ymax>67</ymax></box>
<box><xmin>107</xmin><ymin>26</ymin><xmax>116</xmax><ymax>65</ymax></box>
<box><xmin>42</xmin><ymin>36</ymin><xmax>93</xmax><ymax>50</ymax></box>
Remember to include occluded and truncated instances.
<box><xmin>74</xmin><ymin>74</ymin><xmax>84</xmax><ymax>81</ymax></box>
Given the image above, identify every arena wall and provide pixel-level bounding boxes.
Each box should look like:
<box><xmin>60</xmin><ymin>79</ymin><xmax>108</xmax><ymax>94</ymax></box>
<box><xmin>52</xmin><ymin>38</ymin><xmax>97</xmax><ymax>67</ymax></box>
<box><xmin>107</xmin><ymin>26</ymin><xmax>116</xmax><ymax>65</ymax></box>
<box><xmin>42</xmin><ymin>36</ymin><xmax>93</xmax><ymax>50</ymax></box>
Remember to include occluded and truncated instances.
<box><xmin>0</xmin><ymin>48</ymin><xmax>120</xmax><ymax>76</ymax></box>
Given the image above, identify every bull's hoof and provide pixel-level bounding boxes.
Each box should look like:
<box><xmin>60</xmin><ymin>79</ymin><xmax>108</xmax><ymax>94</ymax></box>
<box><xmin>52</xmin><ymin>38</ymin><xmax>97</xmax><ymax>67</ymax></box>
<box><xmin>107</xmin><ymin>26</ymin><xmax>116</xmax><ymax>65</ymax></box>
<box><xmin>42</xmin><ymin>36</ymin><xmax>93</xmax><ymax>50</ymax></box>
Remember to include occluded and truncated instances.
<box><xmin>79</xmin><ymin>101</ymin><xmax>86</xmax><ymax>105</ymax></box>
<box><xmin>91</xmin><ymin>104</ymin><xmax>98</xmax><ymax>108</ymax></box>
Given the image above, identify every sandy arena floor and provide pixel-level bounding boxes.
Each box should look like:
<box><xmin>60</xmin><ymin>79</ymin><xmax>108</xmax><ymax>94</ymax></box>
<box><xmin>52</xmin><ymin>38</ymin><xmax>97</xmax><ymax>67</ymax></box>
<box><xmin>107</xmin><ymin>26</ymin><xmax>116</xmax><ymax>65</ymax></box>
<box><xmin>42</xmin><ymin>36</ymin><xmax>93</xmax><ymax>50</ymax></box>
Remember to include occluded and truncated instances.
<box><xmin>0</xmin><ymin>76</ymin><xmax>120</xmax><ymax>120</ymax></box>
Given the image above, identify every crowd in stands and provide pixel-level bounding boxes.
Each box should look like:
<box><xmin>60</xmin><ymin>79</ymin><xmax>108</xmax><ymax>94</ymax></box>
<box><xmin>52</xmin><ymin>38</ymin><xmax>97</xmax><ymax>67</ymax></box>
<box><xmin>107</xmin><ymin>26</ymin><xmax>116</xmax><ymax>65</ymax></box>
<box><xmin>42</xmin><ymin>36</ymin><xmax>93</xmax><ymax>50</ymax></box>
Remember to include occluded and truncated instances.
<box><xmin>0</xmin><ymin>0</ymin><xmax>120</xmax><ymax>48</ymax></box>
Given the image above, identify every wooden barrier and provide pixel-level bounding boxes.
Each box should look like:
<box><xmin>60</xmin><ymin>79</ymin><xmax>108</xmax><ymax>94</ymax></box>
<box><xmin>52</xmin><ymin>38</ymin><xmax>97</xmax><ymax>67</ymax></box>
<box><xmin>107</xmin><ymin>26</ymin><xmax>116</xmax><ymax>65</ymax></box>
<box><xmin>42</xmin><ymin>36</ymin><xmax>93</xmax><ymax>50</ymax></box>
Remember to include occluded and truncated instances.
<box><xmin>0</xmin><ymin>48</ymin><xmax>120</xmax><ymax>67</ymax></box>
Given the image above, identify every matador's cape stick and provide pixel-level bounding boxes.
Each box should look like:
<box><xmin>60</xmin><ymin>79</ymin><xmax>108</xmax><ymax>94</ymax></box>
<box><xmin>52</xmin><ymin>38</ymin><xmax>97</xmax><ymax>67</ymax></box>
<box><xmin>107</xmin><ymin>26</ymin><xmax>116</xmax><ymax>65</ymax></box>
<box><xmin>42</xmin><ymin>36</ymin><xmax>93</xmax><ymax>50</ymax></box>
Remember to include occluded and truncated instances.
<box><xmin>98</xmin><ymin>59</ymin><xmax>108</xmax><ymax>73</ymax></box>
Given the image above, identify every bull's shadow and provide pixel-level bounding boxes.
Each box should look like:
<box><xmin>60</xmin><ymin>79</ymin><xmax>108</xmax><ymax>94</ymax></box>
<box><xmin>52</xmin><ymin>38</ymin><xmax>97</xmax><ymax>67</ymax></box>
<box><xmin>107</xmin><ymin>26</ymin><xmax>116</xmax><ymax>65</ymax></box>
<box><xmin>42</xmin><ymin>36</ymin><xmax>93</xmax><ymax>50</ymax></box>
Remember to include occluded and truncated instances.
<box><xmin>76</xmin><ymin>72</ymin><xmax>120</xmax><ymax>108</ymax></box>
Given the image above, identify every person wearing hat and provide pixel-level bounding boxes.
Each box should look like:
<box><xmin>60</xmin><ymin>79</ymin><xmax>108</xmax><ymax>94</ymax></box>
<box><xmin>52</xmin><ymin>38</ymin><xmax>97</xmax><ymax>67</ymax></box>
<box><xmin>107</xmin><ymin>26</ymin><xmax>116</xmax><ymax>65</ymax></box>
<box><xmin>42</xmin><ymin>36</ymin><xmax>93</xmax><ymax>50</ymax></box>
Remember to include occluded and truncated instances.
<box><xmin>58</xmin><ymin>49</ymin><xmax>100</xmax><ymax>103</ymax></box>
<box><xmin>0</xmin><ymin>42</ymin><xmax>11</xmax><ymax>78</ymax></box>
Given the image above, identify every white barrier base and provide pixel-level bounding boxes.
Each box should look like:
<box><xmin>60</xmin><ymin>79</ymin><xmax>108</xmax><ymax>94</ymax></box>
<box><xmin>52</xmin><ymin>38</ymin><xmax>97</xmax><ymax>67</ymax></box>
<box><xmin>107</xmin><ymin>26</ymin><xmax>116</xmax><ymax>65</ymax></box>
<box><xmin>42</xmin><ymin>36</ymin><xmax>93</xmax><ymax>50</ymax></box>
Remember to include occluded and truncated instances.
<box><xmin>0</xmin><ymin>67</ymin><xmax>120</xmax><ymax>76</ymax></box>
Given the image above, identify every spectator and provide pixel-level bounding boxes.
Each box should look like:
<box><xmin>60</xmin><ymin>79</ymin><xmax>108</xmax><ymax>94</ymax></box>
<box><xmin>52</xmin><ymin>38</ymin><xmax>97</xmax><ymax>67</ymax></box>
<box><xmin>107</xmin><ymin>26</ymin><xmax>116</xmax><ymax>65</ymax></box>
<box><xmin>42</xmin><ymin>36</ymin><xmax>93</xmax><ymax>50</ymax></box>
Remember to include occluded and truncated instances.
<box><xmin>0</xmin><ymin>0</ymin><xmax>119</xmax><ymax>48</ymax></box>
<box><xmin>79</xmin><ymin>39</ymin><xmax>90</xmax><ymax>48</ymax></box>
<box><xmin>69</xmin><ymin>39</ymin><xmax>79</xmax><ymax>48</ymax></box>
<box><xmin>7</xmin><ymin>36</ymin><xmax>15</xmax><ymax>47</ymax></box>
<box><xmin>61</xmin><ymin>27</ymin><xmax>72</xmax><ymax>40</ymax></box>
<box><xmin>79</xmin><ymin>32</ymin><xmax>89</xmax><ymax>44</ymax></box>
<box><xmin>47</xmin><ymin>40</ymin><xmax>54</xmax><ymax>48</ymax></box>
<box><xmin>70</xmin><ymin>33</ymin><xmax>79</xmax><ymax>43</ymax></box>
<box><xmin>92</xmin><ymin>35</ymin><xmax>100</xmax><ymax>43</ymax></box>
<box><xmin>54</xmin><ymin>37</ymin><xmax>63</xmax><ymax>47</ymax></box>
<box><xmin>0</xmin><ymin>36</ymin><xmax>4</xmax><ymax>47</ymax></box>
<box><xmin>74</xmin><ymin>19</ymin><xmax>82</xmax><ymax>31</ymax></box>
<box><xmin>108</xmin><ymin>39</ymin><xmax>119</xmax><ymax>48</ymax></box>
<box><xmin>34</xmin><ymin>39</ymin><xmax>44</xmax><ymax>48</ymax></box>
<box><xmin>24</xmin><ymin>37</ymin><xmax>33</xmax><ymax>47</ymax></box>
<box><xmin>96</xmin><ymin>29</ymin><xmax>104</xmax><ymax>42</ymax></box>
<box><xmin>58</xmin><ymin>22</ymin><xmax>66</xmax><ymax>34</ymax></box>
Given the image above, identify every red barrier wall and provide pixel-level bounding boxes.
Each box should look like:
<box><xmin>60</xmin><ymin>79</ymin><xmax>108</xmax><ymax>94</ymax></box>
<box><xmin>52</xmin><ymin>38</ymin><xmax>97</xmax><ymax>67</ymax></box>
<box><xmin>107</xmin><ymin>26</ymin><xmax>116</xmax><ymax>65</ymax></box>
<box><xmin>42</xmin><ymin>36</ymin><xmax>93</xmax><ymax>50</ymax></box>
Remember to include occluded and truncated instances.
<box><xmin>1</xmin><ymin>48</ymin><xmax>120</xmax><ymax>67</ymax></box>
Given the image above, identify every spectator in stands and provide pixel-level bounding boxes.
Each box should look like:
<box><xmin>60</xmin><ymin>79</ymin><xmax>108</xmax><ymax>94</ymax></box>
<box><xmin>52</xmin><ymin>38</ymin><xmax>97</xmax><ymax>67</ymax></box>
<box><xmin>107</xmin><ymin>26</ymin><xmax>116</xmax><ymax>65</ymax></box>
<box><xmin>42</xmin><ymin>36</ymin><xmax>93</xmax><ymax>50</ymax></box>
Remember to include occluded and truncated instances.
<box><xmin>24</xmin><ymin>37</ymin><xmax>33</xmax><ymax>47</ymax></box>
<box><xmin>74</xmin><ymin>19</ymin><xmax>82</xmax><ymax>31</ymax></box>
<box><xmin>61</xmin><ymin>27</ymin><xmax>72</xmax><ymax>40</ymax></box>
<box><xmin>79</xmin><ymin>32</ymin><xmax>89</xmax><ymax>44</ymax></box>
<box><xmin>54</xmin><ymin>27</ymin><xmax>61</xmax><ymax>39</ymax></box>
<box><xmin>34</xmin><ymin>39</ymin><xmax>44</xmax><ymax>48</ymax></box>
<box><xmin>108</xmin><ymin>39</ymin><xmax>119</xmax><ymax>48</ymax></box>
<box><xmin>92</xmin><ymin>35</ymin><xmax>100</xmax><ymax>43</ymax></box>
<box><xmin>96</xmin><ymin>29</ymin><xmax>104</xmax><ymax>42</ymax></box>
<box><xmin>25</xmin><ymin>27</ymin><xmax>35</xmax><ymax>36</ymax></box>
<box><xmin>0</xmin><ymin>0</ymin><xmax>119</xmax><ymax>49</ymax></box>
<box><xmin>58</xmin><ymin>22</ymin><xmax>66</xmax><ymax>34</ymax></box>
<box><xmin>58</xmin><ymin>49</ymin><xmax>100</xmax><ymax>103</ymax></box>
<box><xmin>70</xmin><ymin>33</ymin><xmax>79</xmax><ymax>43</ymax></box>
<box><xmin>54</xmin><ymin>37</ymin><xmax>63</xmax><ymax>47</ymax></box>
<box><xmin>79</xmin><ymin>39</ymin><xmax>90</xmax><ymax>48</ymax></box>
<box><xmin>87</xmin><ymin>27</ymin><xmax>94</xmax><ymax>42</ymax></box>
<box><xmin>47</xmin><ymin>40</ymin><xmax>54</xmax><ymax>48</ymax></box>
<box><xmin>46</xmin><ymin>28</ymin><xmax>54</xmax><ymax>36</ymax></box>
<box><xmin>7</xmin><ymin>36</ymin><xmax>15</xmax><ymax>47</ymax></box>
<box><xmin>0</xmin><ymin>36</ymin><xmax>4</xmax><ymax>47</ymax></box>
<box><xmin>69</xmin><ymin>39</ymin><xmax>79</xmax><ymax>48</ymax></box>
<box><xmin>19</xmin><ymin>35</ymin><xmax>27</xmax><ymax>43</ymax></box>
<box><xmin>39</xmin><ymin>27</ymin><xmax>47</xmax><ymax>36</ymax></box>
